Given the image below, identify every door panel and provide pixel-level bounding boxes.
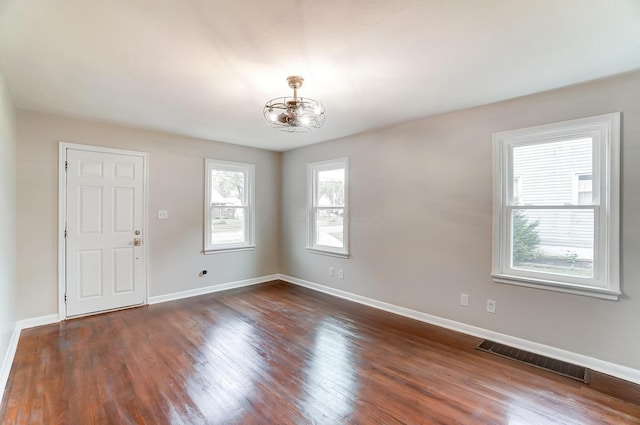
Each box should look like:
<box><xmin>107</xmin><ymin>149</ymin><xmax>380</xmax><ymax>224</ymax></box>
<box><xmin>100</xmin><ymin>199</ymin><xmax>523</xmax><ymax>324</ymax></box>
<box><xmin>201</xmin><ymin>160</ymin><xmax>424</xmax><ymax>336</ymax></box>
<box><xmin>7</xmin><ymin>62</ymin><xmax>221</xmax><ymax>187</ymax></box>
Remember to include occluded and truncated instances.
<box><xmin>79</xmin><ymin>186</ymin><xmax>103</xmax><ymax>233</ymax></box>
<box><xmin>114</xmin><ymin>188</ymin><xmax>134</xmax><ymax>232</ymax></box>
<box><xmin>113</xmin><ymin>247</ymin><xmax>135</xmax><ymax>293</ymax></box>
<box><xmin>78</xmin><ymin>250</ymin><xmax>102</xmax><ymax>298</ymax></box>
<box><xmin>66</xmin><ymin>148</ymin><xmax>146</xmax><ymax>317</ymax></box>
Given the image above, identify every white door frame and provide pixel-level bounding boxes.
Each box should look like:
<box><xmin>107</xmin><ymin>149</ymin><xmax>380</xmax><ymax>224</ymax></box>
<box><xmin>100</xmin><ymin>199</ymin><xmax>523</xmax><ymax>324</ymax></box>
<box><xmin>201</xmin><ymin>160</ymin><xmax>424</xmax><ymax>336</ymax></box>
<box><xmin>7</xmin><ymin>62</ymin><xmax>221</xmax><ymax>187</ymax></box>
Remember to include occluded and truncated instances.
<box><xmin>58</xmin><ymin>142</ymin><xmax>149</xmax><ymax>320</ymax></box>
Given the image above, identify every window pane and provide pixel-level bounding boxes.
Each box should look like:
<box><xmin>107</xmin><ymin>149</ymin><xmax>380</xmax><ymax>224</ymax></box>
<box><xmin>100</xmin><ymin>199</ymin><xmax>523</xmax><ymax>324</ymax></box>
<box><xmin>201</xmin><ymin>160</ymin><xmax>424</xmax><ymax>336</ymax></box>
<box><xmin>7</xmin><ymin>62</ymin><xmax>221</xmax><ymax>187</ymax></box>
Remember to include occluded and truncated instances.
<box><xmin>511</xmin><ymin>209</ymin><xmax>593</xmax><ymax>278</ymax></box>
<box><xmin>578</xmin><ymin>191</ymin><xmax>592</xmax><ymax>205</ymax></box>
<box><xmin>577</xmin><ymin>174</ymin><xmax>592</xmax><ymax>190</ymax></box>
<box><xmin>512</xmin><ymin>177</ymin><xmax>523</xmax><ymax>204</ymax></box>
<box><xmin>577</xmin><ymin>174</ymin><xmax>593</xmax><ymax>205</ymax></box>
<box><xmin>211</xmin><ymin>170</ymin><xmax>245</xmax><ymax>205</ymax></box>
<box><xmin>211</xmin><ymin>207</ymin><xmax>245</xmax><ymax>244</ymax></box>
<box><xmin>315</xmin><ymin>208</ymin><xmax>344</xmax><ymax>248</ymax></box>
<box><xmin>512</xmin><ymin>138</ymin><xmax>592</xmax><ymax>206</ymax></box>
<box><xmin>317</xmin><ymin>169</ymin><xmax>345</xmax><ymax>207</ymax></box>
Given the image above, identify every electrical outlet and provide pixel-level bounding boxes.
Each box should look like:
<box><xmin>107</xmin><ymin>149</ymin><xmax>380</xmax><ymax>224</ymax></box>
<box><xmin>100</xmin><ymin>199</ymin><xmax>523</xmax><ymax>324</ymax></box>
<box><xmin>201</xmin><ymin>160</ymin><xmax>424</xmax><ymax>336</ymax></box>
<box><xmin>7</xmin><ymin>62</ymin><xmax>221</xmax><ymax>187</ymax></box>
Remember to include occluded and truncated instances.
<box><xmin>338</xmin><ymin>269</ymin><xmax>344</xmax><ymax>279</ymax></box>
<box><xmin>486</xmin><ymin>299</ymin><xmax>496</xmax><ymax>314</ymax></box>
<box><xmin>157</xmin><ymin>209</ymin><xmax>169</xmax><ymax>220</ymax></box>
<box><xmin>460</xmin><ymin>293</ymin><xmax>469</xmax><ymax>307</ymax></box>
<box><xmin>329</xmin><ymin>267</ymin><xmax>334</xmax><ymax>277</ymax></box>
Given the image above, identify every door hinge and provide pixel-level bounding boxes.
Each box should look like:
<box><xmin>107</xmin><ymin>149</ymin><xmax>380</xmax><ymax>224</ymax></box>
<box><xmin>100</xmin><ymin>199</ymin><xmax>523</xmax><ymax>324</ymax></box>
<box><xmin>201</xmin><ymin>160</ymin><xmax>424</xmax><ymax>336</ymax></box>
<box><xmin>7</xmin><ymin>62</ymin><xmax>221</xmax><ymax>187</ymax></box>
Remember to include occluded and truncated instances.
<box><xmin>64</xmin><ymin>293</ymin><xmax>67</xmax><ymax>302</ymax></box>
<box><xmin>64</xmin><ymin>229</ymin><xmax>67</xmax><ymax>239</ymax></box>
<box><xmin>65</xmin><ymin>160</ymin><xmax>68</xmax><ymax>171</ymax></box>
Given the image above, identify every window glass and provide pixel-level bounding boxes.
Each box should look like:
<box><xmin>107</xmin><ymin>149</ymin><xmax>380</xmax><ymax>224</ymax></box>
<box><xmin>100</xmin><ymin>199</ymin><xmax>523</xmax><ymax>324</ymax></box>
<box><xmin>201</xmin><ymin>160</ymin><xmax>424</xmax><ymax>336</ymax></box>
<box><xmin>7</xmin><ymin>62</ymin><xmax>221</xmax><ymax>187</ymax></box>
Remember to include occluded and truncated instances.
<box><xmin>209</xmin><ymin>169</ymin><xmax>247</xmax><ymax>245</ymax></box>
<box><xmin>512</xmin><ymin>138</ymin><xmax>592</xmax><ymax>206</ymax></box>
<box><xmin>577</xmin><ymin>174</ymin><xmax>593</xmax><ymax>205</ymax></box>
<box><xmin>204</xmin><ymin>160</ymin><xmax>254</xmax><ymax>252</ymax></box>
<box><xmin>511</xmin><ymin>209</ymin><xmax>594</xmax><ymax>278</ymax></box>
<box><xmin>307</xmin><ymin>158</ymin><xmax>349</xmax><ymax>257</ymax></box>
<box><xmin>317</xmin><ymin>169</ymin><xmax>345</xmax><ymax>206</ymax></box>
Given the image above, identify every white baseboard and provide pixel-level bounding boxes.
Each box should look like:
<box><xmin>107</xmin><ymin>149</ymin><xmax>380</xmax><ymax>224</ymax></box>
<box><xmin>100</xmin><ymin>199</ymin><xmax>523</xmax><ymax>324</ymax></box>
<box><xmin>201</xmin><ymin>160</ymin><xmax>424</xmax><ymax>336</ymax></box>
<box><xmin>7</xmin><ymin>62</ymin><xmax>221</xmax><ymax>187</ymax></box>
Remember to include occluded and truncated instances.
<box><xmin>279</xmin><ymin>274</ymin><xmax>640</xmax><ymax>386</ymax></box>
<box><xmin>0</xmin><ymin>313</ymin><xmax>61</xmax><ymax>405</ymax></box>
<box><xmin>0</xmin><ymin>325</ymin><xmax>21</xmax><ymax>407</ymax></box>
<box><xmin>148</xmin><ymin>274</ymin><xmax>280</xmax><ymax>305</ymax></box>
<box><xmin>16</xmin><ymin>314</ymin><xmax>60</xmax><ymax>330</ymax></box>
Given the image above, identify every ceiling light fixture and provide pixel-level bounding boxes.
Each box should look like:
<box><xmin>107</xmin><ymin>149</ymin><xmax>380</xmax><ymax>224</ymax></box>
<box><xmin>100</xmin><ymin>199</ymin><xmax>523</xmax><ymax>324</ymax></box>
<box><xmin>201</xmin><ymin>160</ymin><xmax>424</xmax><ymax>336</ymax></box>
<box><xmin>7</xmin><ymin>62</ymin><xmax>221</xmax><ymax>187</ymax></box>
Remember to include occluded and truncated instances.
<box><xmin>263</xmin><ymin>76</ymin><xmax>325</xmax><ymax>132</ymax></box>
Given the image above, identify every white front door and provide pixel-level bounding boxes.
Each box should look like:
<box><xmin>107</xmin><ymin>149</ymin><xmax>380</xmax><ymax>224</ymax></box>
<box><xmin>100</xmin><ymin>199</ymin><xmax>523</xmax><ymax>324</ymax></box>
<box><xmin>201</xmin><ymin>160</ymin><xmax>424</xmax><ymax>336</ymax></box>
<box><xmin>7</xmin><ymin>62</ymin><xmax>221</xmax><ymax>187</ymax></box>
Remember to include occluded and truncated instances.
<box><xmin>65</xmin><ymin>147</ymin><xmax>146</xmax><ymax>317</ymax></box>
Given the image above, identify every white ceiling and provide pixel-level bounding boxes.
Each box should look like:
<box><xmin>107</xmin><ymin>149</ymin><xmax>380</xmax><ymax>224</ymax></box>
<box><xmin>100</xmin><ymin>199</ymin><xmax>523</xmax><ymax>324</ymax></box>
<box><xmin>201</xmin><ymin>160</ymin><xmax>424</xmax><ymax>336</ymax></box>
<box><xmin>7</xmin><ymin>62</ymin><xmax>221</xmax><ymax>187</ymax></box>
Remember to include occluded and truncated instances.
<box><xmin>1</xmin><ymin>1</ymin><xmax>639</xmax><ymax>151</ymax></box>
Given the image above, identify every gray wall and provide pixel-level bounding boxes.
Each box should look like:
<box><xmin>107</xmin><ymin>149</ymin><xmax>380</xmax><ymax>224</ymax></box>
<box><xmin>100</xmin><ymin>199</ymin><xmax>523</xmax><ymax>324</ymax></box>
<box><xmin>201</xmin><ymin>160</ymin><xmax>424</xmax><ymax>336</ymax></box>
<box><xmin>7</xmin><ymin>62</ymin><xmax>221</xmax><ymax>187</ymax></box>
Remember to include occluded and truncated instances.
<box><xmin>281</xmin><ymin>71</ymin><xmax>640</xmax><ymax>370</ymax></box>
<box><xmin>16</xmin><ymin>111</ymin><xmax>281</xmax><ymax>320</ymax></box>
<box><xmin>12</xmin><ymin>71</ymin><xmax>640</xmax><ymax>371</ymax></box>
<box><xmin>0</xmin><ymin>72</ymin><xmax>17</xmax><ymax>369</ymax></box>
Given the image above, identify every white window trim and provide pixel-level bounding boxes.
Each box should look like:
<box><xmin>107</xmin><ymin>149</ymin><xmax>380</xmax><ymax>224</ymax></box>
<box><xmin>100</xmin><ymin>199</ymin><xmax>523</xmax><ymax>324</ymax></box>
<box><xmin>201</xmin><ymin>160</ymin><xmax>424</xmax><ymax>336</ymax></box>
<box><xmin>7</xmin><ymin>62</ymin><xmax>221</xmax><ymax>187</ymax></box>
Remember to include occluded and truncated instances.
<box><xmin>307</xmin><ymin>158</ymin><xmax>349</xmax><ymax>258</ymax></box>
<box><xmin>491</xmin><ymin>113</ymin><xmax>620</xmax><ymax>300</ymax></box>
<box><xmin>204</xmin><ymin>159</ymin><xmax>255</xmax><ymax>253</ymax></box>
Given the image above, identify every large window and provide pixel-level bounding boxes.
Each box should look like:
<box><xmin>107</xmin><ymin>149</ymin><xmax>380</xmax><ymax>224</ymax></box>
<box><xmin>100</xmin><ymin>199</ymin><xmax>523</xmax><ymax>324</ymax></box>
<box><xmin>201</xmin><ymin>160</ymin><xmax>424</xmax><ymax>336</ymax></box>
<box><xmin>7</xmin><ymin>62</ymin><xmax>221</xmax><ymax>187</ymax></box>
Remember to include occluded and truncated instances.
<box><xmin>204</xmin><ymin>159</ymin><xmax>255</xmax><ymax>253</ymax></box>
<box><xmin>307</xmin><ymin>158</ymin><xmax>349</xmax><ymax>257</ymax></box>
<box><xmin>492</xmin><ymin>113</ymin><xmax>620</xmax><ymax>299</ymax></box>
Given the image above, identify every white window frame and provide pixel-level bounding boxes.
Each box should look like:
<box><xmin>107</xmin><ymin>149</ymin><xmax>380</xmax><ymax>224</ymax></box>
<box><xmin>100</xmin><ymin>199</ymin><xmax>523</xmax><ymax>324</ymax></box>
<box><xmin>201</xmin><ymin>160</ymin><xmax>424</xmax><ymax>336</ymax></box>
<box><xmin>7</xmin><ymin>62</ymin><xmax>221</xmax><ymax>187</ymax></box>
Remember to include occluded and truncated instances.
<box><xmin>307</xmin><ymin>158</ymin><xmax>349</xmax><ymax>258</ymax></box>
<box><xmin>204</xmin><ymin>159</ymin><xmax>255</xmax><ymax>253</ymax></box>
<box><xmin>492</xmin><ymin>113</ymin><xmax>620</xmax><ymax>300</ymax></box>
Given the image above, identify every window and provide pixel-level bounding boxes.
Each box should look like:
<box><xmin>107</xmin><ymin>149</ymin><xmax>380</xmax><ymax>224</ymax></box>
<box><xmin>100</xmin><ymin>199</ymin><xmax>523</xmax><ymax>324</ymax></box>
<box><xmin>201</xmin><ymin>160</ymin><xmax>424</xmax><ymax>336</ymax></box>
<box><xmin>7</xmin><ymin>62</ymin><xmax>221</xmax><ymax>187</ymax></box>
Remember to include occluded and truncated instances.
<box><xmin>574</xmin><ymin>173</ymin><xmax>593</xmax><ymax>205</ymax></box>
<box><xmin>513</xmin><ymin>176</ymin><xmax>523</xmax><ymax>203</ymax></box>
<box><xmin>492</xmin><ymin>113</ymin><xmax>620</xmax><ymax>300</ymax></box>
<box><xmin>307</xmin><ymin>158</ymin><xmax>349</xmax><ymax>257</ymax></box>
<box><xmin>204</xmin><ymin>159</ymin><xmax>255</xmax><ymax>253</ymax></box>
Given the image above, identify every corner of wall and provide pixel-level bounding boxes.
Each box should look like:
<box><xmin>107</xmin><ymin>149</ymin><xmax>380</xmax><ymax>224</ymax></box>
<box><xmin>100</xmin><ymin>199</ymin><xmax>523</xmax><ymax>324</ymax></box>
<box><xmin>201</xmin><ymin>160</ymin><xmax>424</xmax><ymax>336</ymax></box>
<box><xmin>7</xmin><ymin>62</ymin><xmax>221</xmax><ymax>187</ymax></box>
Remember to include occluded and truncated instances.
<box><xmin>276</xmin><ymin>150</ymin><xmax>286</xmax><ymax>273</ymax></box>
<box><xmin>0</xmin><ymin>70</ymin><xmax>19</xmax><ymax>405</ymax></box>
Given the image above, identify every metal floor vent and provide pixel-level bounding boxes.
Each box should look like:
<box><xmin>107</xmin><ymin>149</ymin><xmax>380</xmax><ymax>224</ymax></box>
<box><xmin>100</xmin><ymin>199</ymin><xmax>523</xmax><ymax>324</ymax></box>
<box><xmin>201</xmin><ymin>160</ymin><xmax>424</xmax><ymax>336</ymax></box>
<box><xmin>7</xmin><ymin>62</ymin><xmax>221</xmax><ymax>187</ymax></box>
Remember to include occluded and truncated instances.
<box><xmin>476</xmin><ymin>340</ymin><xmax>590</xmax><ymax>383</ymax></box>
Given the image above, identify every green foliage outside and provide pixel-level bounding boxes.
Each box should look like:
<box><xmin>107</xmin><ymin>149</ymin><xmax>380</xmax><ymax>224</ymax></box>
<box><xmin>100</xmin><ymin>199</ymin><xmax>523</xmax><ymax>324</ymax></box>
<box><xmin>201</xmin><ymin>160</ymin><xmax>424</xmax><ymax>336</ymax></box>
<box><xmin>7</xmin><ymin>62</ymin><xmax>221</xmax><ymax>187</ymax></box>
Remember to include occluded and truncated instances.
<box><xmin>513</xmin><ymin>210</ymin><xmax>540</xmax><ymax>262</ymax></box>
<box><xmin>319</xmin><ymin>180</ymin><xmax>344</xmax><ymax>205</ymax></box>
<box><xmin>212</xmin><ymin>170</ymin><xmax>244</xmax><ymax>201</ymax></box>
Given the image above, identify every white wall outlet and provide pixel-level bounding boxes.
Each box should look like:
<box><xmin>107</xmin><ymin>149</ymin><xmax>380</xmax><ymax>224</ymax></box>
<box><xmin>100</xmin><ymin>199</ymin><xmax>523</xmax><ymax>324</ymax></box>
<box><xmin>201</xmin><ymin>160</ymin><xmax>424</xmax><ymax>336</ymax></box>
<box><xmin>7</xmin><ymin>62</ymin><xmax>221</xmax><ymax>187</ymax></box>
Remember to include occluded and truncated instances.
<box><xmin>486</xmin><ymin>299</ymin><xmax>496</xmax><ymax>314</ymax></box>
<box><xmin>460</xmin><ymin>293</ymin><xmax>469</xmax><ymax>307</ymax></box>
<box><xmin>157</xmin><ymin>209</ymin><xmax>169</xmax><ymax>220</ymax></box>
<box><xmin>338</xmin><ymin>269</ymin><xmax>344</xmax><ymax>279</ymax></box>
<box><xmin>329</xmin><ymin>267</ymin><xmax>334</xmax><ymax>277</ymax></box>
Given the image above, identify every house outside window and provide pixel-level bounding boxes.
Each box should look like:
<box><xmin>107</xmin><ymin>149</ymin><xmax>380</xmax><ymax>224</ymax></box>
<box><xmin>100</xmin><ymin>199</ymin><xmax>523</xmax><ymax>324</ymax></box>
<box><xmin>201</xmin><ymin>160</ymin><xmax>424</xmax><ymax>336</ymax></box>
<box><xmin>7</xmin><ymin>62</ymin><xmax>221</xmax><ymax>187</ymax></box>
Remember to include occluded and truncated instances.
<box><xmin>492</xmin><ymin>113</ymin><xmax>620</xmax><ymax>299</ymax></box>
<box><xmin>513</xmin><ymin>176</ymin><xmax>523</xmax><ymax>203</ymax></box>
<box><xmin>307</xmin><ymin>158</ymin><xmax>349</xmax><ymax>257</ymax></box>
<box><xmin>204</xmin><ymin>159</ymin><xmax>255</xmax><ymax>253</ymax></box>
<box><xmin>575</xmin><ymin>173</ymin><xmax>593</xmax><ymax>205</ymax></box>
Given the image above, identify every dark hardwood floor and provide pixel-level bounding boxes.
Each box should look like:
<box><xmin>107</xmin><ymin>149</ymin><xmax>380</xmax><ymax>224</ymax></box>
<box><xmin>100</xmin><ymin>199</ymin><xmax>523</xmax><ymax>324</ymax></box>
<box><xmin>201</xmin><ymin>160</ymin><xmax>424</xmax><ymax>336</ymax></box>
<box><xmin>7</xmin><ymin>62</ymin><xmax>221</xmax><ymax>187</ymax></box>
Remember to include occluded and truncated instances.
<box><xmin>1</xmin><ymin>280</ymin><xmax>639</xmax><ymax>424</ymax></box>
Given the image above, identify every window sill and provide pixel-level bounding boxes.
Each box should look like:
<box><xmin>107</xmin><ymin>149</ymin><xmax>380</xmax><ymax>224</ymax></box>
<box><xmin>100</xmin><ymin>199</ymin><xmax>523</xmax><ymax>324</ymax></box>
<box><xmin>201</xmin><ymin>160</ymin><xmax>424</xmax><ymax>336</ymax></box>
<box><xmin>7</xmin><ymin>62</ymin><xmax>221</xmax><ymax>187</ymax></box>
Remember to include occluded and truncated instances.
<box><xmin>306</xmin><ymin>247</ymin><xmax>350</xmax><ymax>259</ymax></box>
<box><xmin>491</xmin><ymin>273</ymin><xmax>620</xmax><ymax>301</ymax></box>
<box><xmin>204</xmin><ymin>245</ymin><xmax>256</xmax><ymax>255</ymax></box>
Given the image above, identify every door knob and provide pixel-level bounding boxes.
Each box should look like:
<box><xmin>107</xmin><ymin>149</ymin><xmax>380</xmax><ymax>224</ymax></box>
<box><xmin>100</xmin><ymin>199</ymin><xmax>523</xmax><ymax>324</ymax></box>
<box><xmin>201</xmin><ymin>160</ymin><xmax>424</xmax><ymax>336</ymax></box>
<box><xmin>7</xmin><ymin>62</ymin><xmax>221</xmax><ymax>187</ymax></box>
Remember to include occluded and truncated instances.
<box><xmin>133</xmin><ymin>238</ymin><xmax>142</xmax><ymax>246</ymax></box>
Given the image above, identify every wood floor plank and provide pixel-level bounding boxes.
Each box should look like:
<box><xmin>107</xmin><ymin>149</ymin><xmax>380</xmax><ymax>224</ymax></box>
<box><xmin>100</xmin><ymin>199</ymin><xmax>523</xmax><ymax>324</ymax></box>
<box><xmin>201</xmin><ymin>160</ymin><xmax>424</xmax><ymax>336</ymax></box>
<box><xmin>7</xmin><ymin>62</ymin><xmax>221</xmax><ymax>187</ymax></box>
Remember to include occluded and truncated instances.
<box><xmin>1</xmin><ymin>280</ymin><xmax>639</xmax><ymax>424</ymax></box>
